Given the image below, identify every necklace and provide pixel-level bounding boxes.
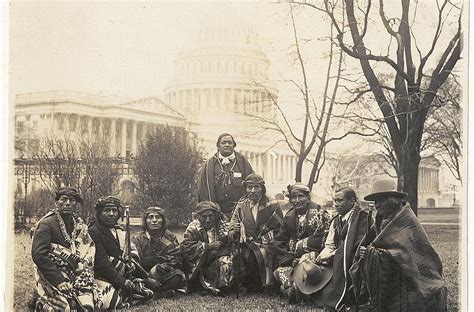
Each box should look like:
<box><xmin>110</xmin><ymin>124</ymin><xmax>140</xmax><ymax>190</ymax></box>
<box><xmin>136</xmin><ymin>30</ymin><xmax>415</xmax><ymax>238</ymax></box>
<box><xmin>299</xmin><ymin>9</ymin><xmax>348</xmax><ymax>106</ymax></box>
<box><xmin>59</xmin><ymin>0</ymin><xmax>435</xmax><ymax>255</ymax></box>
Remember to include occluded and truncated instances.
<box><xmin>55</xmin><ymin>209</ymin><xmax>78</xmax><ymax>254</ymax></box>
<box><xmin>296</xmin><ymin>209</ymin><xmax>309</xmax><ymax>239</ymax></box>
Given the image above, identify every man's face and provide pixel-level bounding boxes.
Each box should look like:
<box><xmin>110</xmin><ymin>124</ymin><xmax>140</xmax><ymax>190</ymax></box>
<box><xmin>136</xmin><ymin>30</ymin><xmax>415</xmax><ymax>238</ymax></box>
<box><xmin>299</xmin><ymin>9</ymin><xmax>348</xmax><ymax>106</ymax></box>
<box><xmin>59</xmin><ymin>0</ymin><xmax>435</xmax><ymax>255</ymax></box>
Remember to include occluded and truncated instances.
<box><xmin>333</xmin><ymin>192</ymin><xmax>353</xmax><ymax>216</ymax></box>
<box><xmin>218</xmin><ymin>135</ymin><xmax>235</xmax><ymax>157</ymax></box>
<box><xmin>146</xmin><ymin>213</ymin><xmax>163</xmax><ymax>232</ymax></box>
<box><xmin>56</xmin><ymin>195</ymin><xmax>77</xmax><ymax>215</ymax></box>
<box><xmin>199</xmin><ymin>210</ymin><xmax>217</xmax><ymax>231</ymax></box>
<box><xmin>98</xmin><ymin>205</ymin><xmax>120</xmax><ymax>228</ymax></box>
<box><xmin>374</xmin><ymin>197</ymin><xmax>389</xmax><ymax>215</ymax></box>
<box><xmin>289</xmin><ymin>190</ymin><xmax>310</xmax><ymax>211</ymax></box>
<box><xmin>246</xmin><ymin>183</ymin><xmax>263</xmax><ymax>203</ymax></box>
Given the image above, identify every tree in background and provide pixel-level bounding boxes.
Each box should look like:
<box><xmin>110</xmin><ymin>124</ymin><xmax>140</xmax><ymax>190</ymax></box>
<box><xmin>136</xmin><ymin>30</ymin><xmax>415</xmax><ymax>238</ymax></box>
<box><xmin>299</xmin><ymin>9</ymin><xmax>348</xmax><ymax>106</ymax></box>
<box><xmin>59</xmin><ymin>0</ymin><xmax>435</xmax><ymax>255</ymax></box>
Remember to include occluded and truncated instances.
<box><xmin>27</xmin><ymin>131</ymin><xmax>118</xmax><ymax>221</ymax></box>
<box><xmin>294</xmin><ymin>0</ymin><xmax>462</xmax><ymax>213</ymax></box>
<box><xmin>134</xmin><ymin>126</ymin><xmax>204</xmax><ymax>227</ymax></box>
<box><xmin>423</xmin><ymin>76</ymin><xmax>462</xmax><ymax>182</ymax></box>
<box><xmin>246</xmin><ymin>4</ymin><xmax>377</xmax><ymax>189</ymax></box>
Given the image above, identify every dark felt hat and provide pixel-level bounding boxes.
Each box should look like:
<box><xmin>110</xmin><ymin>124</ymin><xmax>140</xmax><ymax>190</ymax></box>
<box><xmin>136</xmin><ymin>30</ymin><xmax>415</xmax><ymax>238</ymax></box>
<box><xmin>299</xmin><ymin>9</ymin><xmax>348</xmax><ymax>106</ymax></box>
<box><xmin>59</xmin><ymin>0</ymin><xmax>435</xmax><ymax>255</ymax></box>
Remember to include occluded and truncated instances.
<box><xmin>364</xmin><ymin>191</ymin><xmax>408</xmax><ymax>201</ymax></box>
<box><xmin>291</xmin><ymin>260</ymin><xmax>333</xmax><ymax>295</ymax></box>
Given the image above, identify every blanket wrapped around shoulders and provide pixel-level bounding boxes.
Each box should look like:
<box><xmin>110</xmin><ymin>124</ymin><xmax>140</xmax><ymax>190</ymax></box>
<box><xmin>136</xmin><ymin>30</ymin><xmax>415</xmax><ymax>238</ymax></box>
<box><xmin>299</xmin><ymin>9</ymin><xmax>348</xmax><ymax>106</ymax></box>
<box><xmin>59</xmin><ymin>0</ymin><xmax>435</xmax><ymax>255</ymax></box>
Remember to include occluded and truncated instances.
<box><xmin>350</xmin><ymin>204</ymin><xmax>446</xmax><ymax>312</ymax></box>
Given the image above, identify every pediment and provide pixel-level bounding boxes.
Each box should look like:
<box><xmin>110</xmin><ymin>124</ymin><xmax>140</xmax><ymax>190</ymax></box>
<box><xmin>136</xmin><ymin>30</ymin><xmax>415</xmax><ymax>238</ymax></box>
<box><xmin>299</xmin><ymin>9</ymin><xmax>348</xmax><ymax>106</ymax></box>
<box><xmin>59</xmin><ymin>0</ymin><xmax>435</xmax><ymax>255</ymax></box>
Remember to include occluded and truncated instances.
<box><xmin>119</xmin><ymin>97</ymin><xmax>184</xmax><ymax>119</ymax></box>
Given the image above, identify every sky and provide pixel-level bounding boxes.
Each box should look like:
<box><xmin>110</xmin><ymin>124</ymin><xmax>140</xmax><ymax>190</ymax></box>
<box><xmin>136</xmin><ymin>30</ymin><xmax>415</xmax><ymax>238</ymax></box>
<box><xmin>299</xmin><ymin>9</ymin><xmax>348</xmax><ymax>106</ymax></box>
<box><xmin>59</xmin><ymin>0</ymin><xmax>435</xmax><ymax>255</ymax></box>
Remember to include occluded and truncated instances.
<box><xmin>9</xmin><ymin>2</ymin><xmax>292</xmax><ymax>99</ymax></box>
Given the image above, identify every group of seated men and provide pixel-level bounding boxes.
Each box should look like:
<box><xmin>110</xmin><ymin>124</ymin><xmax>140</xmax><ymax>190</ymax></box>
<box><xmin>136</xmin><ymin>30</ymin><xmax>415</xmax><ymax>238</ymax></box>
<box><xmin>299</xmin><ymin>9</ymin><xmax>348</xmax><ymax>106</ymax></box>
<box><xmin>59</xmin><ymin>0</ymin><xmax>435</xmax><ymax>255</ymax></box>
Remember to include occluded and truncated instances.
<box><xmin>29</xmin><ymin>133</ymin><xmax>447</xmax><ymax>311</ymax></box>
<box><xmin>30</xmin><ymin>178</ymin><xmax>447</xmax><ymax>311</ymax></box>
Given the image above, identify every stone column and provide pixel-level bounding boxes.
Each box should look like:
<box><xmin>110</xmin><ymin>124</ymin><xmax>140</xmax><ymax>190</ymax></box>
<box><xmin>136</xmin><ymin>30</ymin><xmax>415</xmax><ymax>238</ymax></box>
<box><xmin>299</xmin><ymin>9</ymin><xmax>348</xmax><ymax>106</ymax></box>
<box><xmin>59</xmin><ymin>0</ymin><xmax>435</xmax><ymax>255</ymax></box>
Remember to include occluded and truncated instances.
<box><xmin>131</xmin><ymin>121</ymin><xmax>138</xmax><ymax>157</ymax></box>
<box><xmin>196</xmin><ymin>89</ymin><xmax>201</xmax><ymax>112</ymax></box>
<box><xmin>292</xmin><ymin>157</ymin><xmax>297</xmax><ymax>182</ymax></box>
<box><xmin>99</xmin><ymin>118</ymin><xmax>104</xmax><ymax>137</ymax></box>
<box><xmin>75</xmin><ymin>115</ymin><xmax>81</xmax><ymax>133</ymax></box>
<box><xmin>87</xmin><ymin>117</ymin><xmax>93</xmax><ymax>137</ymax></box>
<box><xmin>272</xmin><ymin>154</ymin><xmax>277</xmax><ymax>183</ymax></box>
<box><xmin>257</xmin><ymin>153</ymin><xmax>262</xmax><ymax>176</ymax></box>
<box><xmin>63</xmin><ymin>114</ymin><xmax>69</xmax><ymax>133</ymax></box>
<box><xmin>121</xmin><ymin>119</ymin><xmax>127</xmax><ymax>158</ymax></box>
<box><xmin>231</xmin><ymin>89</ymin><xmax>235</xmax><ymax>111</ymax></box>
<box><xmin>266</xmin><ymin>153</ymin><xmax>272</xmax><ymax>183</ymax></box>
<box><xmin>211</xmin><ymin>88</ymin><xmax>216</xmax><ymax>112</ymax></box>
<box><xmin>249</xmin><ymin>152</ymin><xmax>255</xmax><ymax>170</ymax></box>
<box><xmin>191</xmin><ymin>89</ymin><xmax>196</xmax><ymax>112</ymax></box>
<box><xmin>110</xmin><ymin>119</ymin><xmax>116</xmax><ymax>157</ymax></box>
<box><xmin>141</xmin><ymin>123</ymin><xmax>148</xmax><ymax>142</ymax></box>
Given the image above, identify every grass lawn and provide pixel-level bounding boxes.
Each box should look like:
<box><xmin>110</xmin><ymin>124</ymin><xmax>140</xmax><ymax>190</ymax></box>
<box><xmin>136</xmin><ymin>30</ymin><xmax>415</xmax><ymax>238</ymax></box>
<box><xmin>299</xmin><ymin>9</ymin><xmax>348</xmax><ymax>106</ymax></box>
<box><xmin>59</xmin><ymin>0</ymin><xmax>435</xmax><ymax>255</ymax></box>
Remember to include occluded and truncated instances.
<box><xmin>13</xmin><ymin>224</ymin><xmax>461</xmax><ymax>311</ymax></box>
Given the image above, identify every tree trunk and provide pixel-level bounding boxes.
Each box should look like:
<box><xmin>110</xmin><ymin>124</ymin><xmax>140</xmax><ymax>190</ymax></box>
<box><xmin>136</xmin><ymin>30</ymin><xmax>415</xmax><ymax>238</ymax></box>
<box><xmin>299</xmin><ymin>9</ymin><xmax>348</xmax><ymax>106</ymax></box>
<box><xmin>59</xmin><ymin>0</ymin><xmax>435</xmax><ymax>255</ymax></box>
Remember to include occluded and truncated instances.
<box><xmin>295</xmin><ymin>156</ymin><xmax>304</xmax><ymax>182</ymax></box>
<box><xmin>397</xmin><ymin>146</ymin><xmax>421</xmax><ymax>215</ymax></box>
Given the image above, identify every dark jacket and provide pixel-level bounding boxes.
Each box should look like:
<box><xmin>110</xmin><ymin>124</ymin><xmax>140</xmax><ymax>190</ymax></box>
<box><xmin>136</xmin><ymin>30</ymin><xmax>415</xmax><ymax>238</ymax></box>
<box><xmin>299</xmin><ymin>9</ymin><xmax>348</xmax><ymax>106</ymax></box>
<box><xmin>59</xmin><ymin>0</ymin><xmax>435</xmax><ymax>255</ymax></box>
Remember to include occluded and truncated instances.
<box><xmin>272</xmin><ymin>201</ymin><xmax>330</xmax><ymax>266</ymax></box>
<box><xmin>317</xmin><ymin>205</ymin><xmax>370</xmax><ymax>309</ymax></box>
<box><xmin>132</xmin><ymin>230</ymin><xmax>181</xmax><ymax>272</ymax></box>
<box><xmin>88</xmin><ymin>222</ymin><xmax>126</xmax><ymax>288</ymax></box>
<box><xmin>31</xmin><ymin>212</ymin><xmax>75</xmax><ymax>287</ymax></box>
<box><xmin>197</xmin><ymin>152</ymin><xmax>254</xmax><ymax>214</ymax></box>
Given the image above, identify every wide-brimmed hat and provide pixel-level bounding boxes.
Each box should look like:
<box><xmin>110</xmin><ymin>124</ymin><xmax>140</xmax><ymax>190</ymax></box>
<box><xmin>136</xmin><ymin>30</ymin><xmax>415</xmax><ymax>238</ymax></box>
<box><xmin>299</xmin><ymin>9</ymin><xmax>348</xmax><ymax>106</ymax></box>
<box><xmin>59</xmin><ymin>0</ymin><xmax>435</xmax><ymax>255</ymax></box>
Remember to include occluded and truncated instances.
<box><xmin>364</xmin><ymin>179</ymin><xmax>407</xmax><ymax>201</ymax></box>
<box><xmin>291</xmin><ymin>260</ymin><xmax>333</xmax><ymax>295</ymax></box>
<box><xmin>364</xmin><ymin>191</ymin><xmax>408</xmax><ymax>201</ymax></box>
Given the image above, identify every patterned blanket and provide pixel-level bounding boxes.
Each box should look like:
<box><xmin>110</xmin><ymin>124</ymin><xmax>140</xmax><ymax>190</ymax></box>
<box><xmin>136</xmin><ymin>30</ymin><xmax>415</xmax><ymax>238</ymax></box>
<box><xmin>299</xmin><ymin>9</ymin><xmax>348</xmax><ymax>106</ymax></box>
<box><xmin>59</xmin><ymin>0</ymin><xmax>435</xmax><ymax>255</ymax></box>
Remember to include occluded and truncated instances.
<box><xmin>350</xmin><ymin>204</ymin><xmax>445</xmax><ymax>311</ymax></box>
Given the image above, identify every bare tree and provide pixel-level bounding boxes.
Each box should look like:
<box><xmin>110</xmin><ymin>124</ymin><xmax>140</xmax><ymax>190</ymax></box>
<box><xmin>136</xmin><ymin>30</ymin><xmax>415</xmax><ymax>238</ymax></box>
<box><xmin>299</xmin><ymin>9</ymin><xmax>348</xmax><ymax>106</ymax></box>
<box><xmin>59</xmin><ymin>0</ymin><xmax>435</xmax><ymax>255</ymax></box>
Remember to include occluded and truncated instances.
<box><xmin>246</xmin><ymin>4</ymin><xmax>377</xmax><ymax>189</ymax></box>
<box><xmin>294</xmin><ymin>0</ymin><xmax>462</xmax><ymax>213</ymax></box>
<box><xmin>30</xmin><ymin>131</ymin><xmax>119</xmax><ymax>220</ymax></box>
<box><xmin>423</xmin><ymin>76</ymin><xmax>462</xmax><ymax>182</ymax></box>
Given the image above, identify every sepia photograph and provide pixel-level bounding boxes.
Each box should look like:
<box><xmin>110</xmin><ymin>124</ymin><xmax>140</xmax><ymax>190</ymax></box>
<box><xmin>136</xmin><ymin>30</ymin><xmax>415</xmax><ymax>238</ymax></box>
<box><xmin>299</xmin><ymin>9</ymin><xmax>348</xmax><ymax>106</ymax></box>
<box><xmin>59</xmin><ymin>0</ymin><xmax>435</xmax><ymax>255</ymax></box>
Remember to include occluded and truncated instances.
<box><xmin>6</xmin><ymin>0</ymin><xmax>466</xmax><ymax>310</ymax></box>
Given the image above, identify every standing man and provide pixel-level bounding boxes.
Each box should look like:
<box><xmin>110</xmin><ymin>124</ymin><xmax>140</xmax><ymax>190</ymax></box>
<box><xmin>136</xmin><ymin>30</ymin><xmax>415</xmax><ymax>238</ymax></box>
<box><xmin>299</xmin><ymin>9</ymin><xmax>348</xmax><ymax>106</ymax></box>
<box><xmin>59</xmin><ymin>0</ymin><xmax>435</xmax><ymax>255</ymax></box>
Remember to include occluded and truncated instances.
<box><xmin>228</xmin><ymin>173</ymin><xmax>283</xmax><ymax>293</ymax></box>
<box><xmin>198</xmin><ymin>133</ymin><xmax>254</xmax><ymax>219</ymax></box>
<box><xmin>31</xmin><ymin>187</ymin><xmax>100</xmax><ymax>311</ymax></box>
<box><xmin>310</xmin><ymin>187</ymin><xmax>371</xmax><ymax>310</ymax></box>
<box><xmin>351</xmin><ymin>189</ymin><xmax>446</xmax><ymax>311</ymax></box>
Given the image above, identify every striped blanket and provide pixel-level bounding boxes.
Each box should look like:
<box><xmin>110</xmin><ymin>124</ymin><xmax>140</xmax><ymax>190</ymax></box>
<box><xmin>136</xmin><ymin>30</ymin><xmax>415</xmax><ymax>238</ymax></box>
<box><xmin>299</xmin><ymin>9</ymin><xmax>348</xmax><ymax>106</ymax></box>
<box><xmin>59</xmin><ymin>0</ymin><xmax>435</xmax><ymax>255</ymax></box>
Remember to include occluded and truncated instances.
<box><xmin>351</xmin><ymin>203</ymin><xmax>446</xmax><ymax>311</ymax></box>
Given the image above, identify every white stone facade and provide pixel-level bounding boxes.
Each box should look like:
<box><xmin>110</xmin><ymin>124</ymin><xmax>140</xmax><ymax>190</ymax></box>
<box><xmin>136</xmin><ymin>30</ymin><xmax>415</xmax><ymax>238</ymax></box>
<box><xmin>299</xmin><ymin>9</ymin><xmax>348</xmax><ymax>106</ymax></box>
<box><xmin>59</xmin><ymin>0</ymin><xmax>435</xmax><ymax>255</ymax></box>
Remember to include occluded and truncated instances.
<box><xmin>15</xmin><ymin>90</ymin><xmax>186</xmax><ymax>159</ymax></box>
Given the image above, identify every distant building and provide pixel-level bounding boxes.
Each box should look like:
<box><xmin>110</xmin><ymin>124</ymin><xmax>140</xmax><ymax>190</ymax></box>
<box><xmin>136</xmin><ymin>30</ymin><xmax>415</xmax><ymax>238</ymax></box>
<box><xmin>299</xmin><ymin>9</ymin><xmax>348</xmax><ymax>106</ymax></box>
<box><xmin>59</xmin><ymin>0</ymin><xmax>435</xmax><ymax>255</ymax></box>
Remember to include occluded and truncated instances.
<box><xmin>331</xmin><ymin>154</ymin><xmax>442</xmax><ymax>208</ymax></box>
<box><xmin>13</xmin><ymin>14</ymin><xmax>301</xmax><ymax>198</ymax></box>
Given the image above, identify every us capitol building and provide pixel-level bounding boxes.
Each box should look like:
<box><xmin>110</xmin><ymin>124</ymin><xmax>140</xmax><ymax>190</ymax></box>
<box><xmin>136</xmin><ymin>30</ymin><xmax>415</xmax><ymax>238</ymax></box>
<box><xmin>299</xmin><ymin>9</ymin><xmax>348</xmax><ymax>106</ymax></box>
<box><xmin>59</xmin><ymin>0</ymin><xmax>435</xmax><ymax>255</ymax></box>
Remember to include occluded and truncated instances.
<box><xmin>14</xmin><ymin>16</ymin><xmax>301</xmax><ymax>198</ymax></box>
<box><xmin>13</xmin><ymin>13</ymin><xmax>445</xmax><ymax>207</ymax></box>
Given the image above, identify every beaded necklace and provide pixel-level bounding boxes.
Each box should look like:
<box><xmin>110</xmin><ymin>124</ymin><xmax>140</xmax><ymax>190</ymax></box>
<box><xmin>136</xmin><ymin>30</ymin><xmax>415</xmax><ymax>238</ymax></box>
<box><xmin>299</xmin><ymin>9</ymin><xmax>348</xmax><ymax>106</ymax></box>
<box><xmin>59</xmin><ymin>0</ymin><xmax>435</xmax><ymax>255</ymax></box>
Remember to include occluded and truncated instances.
<box><xmin>55</xmin><ymin>209</ymin><xmax>78</xmax><ymax>254</ymax></box>
<box><xmin>296</xmin><ymin>208</ymin><xmax>309</xmax><ymax>239</ymax></box>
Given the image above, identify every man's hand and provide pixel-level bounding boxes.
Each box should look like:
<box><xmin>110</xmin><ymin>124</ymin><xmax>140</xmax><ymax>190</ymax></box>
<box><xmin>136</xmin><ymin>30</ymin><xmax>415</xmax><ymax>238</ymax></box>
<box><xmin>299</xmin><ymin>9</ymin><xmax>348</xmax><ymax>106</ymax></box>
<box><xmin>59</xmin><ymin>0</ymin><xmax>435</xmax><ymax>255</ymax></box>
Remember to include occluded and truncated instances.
<box><xmin>167</xmin><ymin>245</ymin><xmax>181</xmax><ymax>255</ymax></box>
<box><xmin>124</xmin><ymin>279</ymin><xmax>135</xmax><ymax>291</ymax></box>
<box><xmin>57</xmin><ymin>281</ymin><xmax>72</xmax><ymax>293</ymax></box>
<box><xmin>125</xmin><ymin>260</ymin><xmax>136</xmax><ymax>273</ymax></box>
<box><xmin>358</xmin><ymin>246</ymin><xmax>367</xmax><ymax>259</ymax></box>
<box><xmin>314</xmin><ymin>253</ymin><xmax>331</xmax><ymax>265</ymax></box>
<box><xmin>208</xmin><ymin>241</ymin><xmax>224</xmax><ymax>250</ymax></box>
<box><xmin>291</xmin><ymin>258</ymin><xmax>300</xmax><ymax>267</ymax></box>
<box><xmin>229</xmin><ymin>223</ymin><xmax>240</xmax><ymax>233</ymax></box>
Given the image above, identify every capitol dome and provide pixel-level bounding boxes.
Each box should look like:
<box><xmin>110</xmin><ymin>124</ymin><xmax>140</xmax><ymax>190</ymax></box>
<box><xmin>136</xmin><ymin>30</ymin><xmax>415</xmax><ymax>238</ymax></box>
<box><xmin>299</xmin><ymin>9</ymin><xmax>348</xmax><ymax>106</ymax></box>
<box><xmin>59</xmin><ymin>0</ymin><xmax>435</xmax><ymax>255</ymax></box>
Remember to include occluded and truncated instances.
<box><xmin>164</xmin><ymin>7</ymin><xmax>277</xmax><ymax>119</ymax></box>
